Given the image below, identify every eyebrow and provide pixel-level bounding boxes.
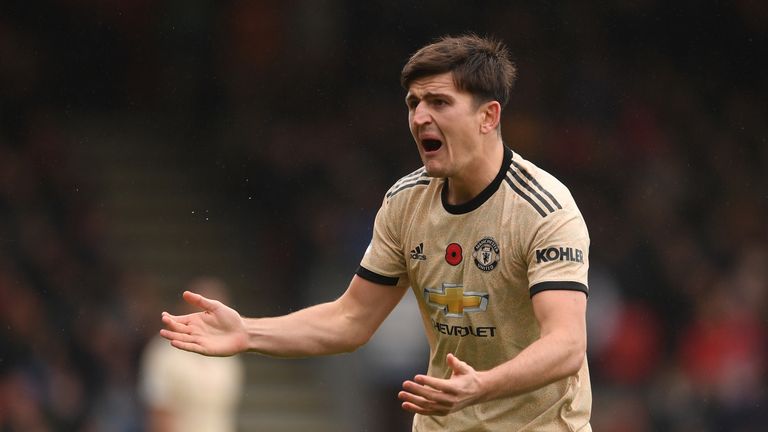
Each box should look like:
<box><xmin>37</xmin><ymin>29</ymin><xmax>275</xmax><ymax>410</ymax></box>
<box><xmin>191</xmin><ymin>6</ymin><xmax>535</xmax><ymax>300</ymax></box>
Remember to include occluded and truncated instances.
<box><xmin>405</xmin><ymin>91</ymin><xmax>454</xmax><ymax>105</ymax></box>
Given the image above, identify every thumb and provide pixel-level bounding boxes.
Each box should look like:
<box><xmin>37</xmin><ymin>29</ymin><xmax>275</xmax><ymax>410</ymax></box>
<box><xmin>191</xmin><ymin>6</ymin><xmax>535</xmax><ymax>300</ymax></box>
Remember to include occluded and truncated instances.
<box><xmin>182</xmin><ymin>290</ymin><xmax>219</xmax><ymax>311</ymax></box>
<box><xmin>447</xmin><ymin>353</ymin><xmax>472</xmax><ymax>376</ymax></box>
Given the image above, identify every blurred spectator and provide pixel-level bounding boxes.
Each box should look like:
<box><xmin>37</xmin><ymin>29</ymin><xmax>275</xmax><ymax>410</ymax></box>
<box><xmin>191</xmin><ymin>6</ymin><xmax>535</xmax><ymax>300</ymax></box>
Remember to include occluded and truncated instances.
<box><xmin>361</xmin><ymin>291</ymin><xmax>430</xmax><ymax>432</ymax></box>
<box><xmin>138</xmin><ymin>277</ymin><xmax>244</xmax><ymax>432</ymax></box>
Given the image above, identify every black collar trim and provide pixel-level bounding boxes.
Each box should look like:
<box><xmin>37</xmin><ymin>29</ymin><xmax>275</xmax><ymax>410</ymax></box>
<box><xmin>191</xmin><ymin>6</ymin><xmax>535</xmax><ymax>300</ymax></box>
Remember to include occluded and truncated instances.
<box><xmin>441</xmin><ymin>146</ymin><xmax>513</xmax><ymax>215</ymax></box>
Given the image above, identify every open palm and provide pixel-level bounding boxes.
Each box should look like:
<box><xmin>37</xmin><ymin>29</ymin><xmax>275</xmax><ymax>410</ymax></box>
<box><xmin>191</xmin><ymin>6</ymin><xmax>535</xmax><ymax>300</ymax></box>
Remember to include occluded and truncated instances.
<box><xmin>160</xmin><ymin>291</ymin><xmax>248</xmax><ymax>357</ymax></box>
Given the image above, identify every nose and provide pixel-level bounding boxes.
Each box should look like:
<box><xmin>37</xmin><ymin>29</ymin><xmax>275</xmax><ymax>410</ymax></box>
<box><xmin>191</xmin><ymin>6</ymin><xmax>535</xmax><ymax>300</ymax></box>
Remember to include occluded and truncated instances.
<box><xmin>411</xmin><ymin>102</ymin><xmax>432</xmax><ymax>127</ymax></box>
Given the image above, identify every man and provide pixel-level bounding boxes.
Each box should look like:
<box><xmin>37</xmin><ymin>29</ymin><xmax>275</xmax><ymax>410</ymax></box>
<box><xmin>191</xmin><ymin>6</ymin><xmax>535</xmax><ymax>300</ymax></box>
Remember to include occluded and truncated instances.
<box><xmin>161</xmin><ymin>34</ymin><xmax>591</xmax><ymax>431</ymax></box>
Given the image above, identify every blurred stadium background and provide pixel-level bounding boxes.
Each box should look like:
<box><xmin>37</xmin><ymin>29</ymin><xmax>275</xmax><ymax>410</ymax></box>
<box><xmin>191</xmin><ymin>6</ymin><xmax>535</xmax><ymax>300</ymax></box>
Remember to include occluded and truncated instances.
<box><xmin>1</xmin><ymin>1</ymin><xmax>766</xmax><ymax>431</ymax></box>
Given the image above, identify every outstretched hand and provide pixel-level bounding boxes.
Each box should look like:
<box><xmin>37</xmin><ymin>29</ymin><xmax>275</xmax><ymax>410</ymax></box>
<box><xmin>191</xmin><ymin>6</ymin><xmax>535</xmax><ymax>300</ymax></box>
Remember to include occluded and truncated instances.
<box><xmin>160</xmin><ymin>291</ymin><xmax>248</xmax><ymax>357</ymax></box>
<box><xmin>398</xmin><ymin>353</ymin><xmax>486</xmax><ymax>416</ymax></box>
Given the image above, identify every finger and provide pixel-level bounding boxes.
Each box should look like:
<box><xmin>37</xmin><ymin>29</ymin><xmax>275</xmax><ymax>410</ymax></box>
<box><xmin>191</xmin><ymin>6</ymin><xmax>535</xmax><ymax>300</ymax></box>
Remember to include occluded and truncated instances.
<box><xmin>398</xmin><ymin>391</ymin><xmax>438</xmax><ymax>413</ymax></box>
<box><xmin>446</xmin><ymin>353</ymin><xmax>472</xmax><ymax>374</ymax></box>
<box><xmin>401</xmin><ymin>402</ymin><xmax>448</xmax><ymax>416</ymax></box>
<box><xmin>161</xmin><ymin>311</ymin><xmax>194</xmax><ymax>325</ymax></box>
<box><xmin>398</xmin><ymin>392</ymin><xmax>448</xmax><ymax>416</ymax></box>
<box><xmin>403</xmin><ymin>379</ymin><xmax>450</xmax><ymax>403</ymax></box>
<box><xmin>169</xmin><ymin>339</ymin><xmax>207</xmax><ymax>355</ymax></box>
<box><xmin>159</xmin><ymin>328</ymin><xmax>198</xmax><ymax>343</ymax></box>
<box><xmin>401</xmin><ymin>401</ymin><xmax>436</xmax><ymax>415</ymax></box>
<box><xmin>413</xmin><ymin>374</ymin><xmax>454</xmax><ymax>393</ymax></box>
<box><xmin>183</xmin><ymin>290</ymin><xmax>219</xmax><ymax>311</ymax></box>
<box><xmin>161</xmin><ymin>314</ymin><xmax>193</xmax><ymax>333</ymax></box>
<box><xmin>398</xmin><ymin>390</ymin><xmax>432</xmax><ymax>406</ymax></box>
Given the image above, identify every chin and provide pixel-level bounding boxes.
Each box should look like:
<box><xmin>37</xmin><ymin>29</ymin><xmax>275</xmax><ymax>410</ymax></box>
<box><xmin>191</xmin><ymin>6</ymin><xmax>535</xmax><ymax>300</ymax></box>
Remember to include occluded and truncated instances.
<box><xmin>423</xmin><ymin>163</ymin><xmax>449</xmax><ymax>178</ymax></box>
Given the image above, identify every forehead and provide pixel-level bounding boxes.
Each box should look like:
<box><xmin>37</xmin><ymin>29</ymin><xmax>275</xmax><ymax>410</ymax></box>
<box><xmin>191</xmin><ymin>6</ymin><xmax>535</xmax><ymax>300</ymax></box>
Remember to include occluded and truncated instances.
<box><xmin>406</xmin><ymin>72</ymin><xmax>460</xmax><ymax>98</ymax></box>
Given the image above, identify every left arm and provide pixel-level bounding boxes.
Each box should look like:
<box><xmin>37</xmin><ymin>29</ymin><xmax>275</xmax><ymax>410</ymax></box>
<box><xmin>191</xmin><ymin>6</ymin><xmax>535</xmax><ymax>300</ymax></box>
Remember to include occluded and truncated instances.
<box><xmin>398</xmin><ymin>289</ymin><xmax>587</xmax><ymax>415</ymax></box>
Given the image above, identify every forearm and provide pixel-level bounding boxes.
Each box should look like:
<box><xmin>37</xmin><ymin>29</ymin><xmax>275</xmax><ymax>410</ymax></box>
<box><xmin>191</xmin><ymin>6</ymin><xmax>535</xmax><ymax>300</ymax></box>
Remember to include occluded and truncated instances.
<box><xmin>478</xmin><ymin>329</ymin><xmax>585</xmax><ymax>402</ymax></box>
<box><xmin>160</xmin><ymin>276</ymin><xmax>404</xmax><ymax>358</ymax></box>
<box><xmin>398</xmin><ymin>291</ymin><xmax>587</xmax><ymax>416</ymax></box>
<box><xmin>243</xmin><ymin>276</ymin><xmax>406</xmax><ymax>358</ymax></box>
<box><xmin>244</xmin><ymin>300</ymin><xmax>372</xmax><ymax>358</ymax></box>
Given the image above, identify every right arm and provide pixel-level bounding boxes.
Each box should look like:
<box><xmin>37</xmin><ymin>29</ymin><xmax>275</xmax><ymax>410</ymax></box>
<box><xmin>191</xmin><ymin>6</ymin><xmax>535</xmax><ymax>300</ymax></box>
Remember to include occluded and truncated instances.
<box><xmin>160</xmin><ymin>275</ymin><xmax>408</xmax><ymax>358</ymax></box>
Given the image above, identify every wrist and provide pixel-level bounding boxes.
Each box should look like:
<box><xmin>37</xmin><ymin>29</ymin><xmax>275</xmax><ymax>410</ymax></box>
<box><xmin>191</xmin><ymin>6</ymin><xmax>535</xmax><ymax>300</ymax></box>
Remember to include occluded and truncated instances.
<box><xmin>240</xmin><ymin>316</ymin><xmax>259</xmax><ymax>353</ymax></box>
<box><xmin>475</xmin><ymin>369</ymin><xmax>493</xmax><ymax>404</ymax></box>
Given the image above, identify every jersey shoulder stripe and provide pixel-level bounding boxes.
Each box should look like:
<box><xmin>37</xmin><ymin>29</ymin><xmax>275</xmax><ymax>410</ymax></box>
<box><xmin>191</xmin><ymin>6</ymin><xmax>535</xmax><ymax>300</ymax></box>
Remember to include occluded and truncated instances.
<box><xmin>510</xmin><ymin>159</ymin><xmax>563</xmax><ymax>210</ymax></box>
<box><xmin>504</xmin><ymin>176</ymin><xmax>548</xmax><ymax>217</ymax></box>
<box><xmin>397</xmin><ymin>166</ymin><xmax>427</xmax><ymax>184</ymax></box>
<box><xmin>504</xmin><ymin>159</ymin><xmax>562</xmax><ymax>218</ymax></box>
<box><xmin>507</xmin><ymin>167</ymin><xmax>556</xmax><ymax>213</ymax></box>
<box><xmin>386</xmin><ymin>179</ymin><xmax>431</xmax><ymax>199</ymax></box>
<box><xmin>386</xmin><ymin>167</ymin><xmax>431</xmax><ymax>199</ymax></box>
<box><xmin>390</xmin><ymin>167</ymin><xmax>426</xmax><ymax>190</ymax></box>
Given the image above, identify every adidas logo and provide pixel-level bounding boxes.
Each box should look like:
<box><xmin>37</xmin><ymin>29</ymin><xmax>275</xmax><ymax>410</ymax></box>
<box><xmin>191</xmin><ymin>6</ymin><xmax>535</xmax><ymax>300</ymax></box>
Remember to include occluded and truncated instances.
<box><xmin>410</xmin><ymin>242</ymin><xmax>427</xmax><ymax>260</ymax></box>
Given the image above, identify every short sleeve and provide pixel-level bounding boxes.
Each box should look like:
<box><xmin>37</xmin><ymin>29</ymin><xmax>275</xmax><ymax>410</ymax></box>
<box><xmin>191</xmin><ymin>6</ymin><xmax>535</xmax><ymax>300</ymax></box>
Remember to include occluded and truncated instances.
<box><xmin>526</xmin><ymin>204</ymin><xmax>590</xmax><ymax>297</ymax></box>
<box><xmin>357</xmin><ymin>196</ymin><xmax>408</xmax><ymax>285</ymax></box>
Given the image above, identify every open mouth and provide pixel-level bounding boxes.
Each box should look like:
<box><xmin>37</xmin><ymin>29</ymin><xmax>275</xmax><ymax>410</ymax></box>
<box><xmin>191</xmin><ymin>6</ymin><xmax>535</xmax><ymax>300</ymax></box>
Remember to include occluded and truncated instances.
<box><xmin>422</xmin><ymin>139</ymin><xmax>443</xmax><ymax>152</ymax></box>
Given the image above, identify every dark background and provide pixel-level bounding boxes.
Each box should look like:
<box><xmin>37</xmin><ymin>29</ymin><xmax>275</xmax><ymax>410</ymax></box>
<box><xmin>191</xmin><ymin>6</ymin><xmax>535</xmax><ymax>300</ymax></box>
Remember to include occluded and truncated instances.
<box><xmin>1</xmin><ymin>1</ymin><xmax>766</xmax><ymax>431</ymax></box>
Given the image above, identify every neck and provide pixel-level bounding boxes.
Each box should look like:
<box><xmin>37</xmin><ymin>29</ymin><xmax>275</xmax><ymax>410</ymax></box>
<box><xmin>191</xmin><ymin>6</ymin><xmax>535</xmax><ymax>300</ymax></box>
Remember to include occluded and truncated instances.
<box><xmin>444</xmin><ymin>141</ymin><xmax>505</xmax><ymax>206</ymax></box>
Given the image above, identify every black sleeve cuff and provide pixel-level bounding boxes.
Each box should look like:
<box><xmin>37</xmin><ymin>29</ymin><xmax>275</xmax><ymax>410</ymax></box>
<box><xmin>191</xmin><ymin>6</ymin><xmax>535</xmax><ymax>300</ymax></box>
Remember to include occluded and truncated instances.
<box><xmin>356</xmin><ymin>266</ymin><xmax>399</xmax><ymax>286</ymax></box>
<box><xmin>530</xmin><ymin>281</ymin><xmax>588</xmax><ymax>298</ymax></box>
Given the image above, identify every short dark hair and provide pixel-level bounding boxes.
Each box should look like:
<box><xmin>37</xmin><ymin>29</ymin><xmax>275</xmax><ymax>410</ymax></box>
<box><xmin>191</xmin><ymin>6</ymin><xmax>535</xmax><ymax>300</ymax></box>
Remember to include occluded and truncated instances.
<box><xmin>401</xmin><ymin>34</ymin><xmax>517</xmax><ymax>108</ymax></box>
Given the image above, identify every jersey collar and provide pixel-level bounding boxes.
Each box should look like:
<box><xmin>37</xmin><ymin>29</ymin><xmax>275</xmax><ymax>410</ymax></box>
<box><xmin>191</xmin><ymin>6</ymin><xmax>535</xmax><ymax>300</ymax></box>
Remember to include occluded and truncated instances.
<box><xmin>441</xmin><ymin>146</ymin><xmax>513</xmax><ymax>215</ymax></box>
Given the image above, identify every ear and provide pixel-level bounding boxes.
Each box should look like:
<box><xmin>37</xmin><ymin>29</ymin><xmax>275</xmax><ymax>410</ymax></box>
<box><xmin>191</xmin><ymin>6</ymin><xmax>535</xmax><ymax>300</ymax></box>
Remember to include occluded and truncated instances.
<box><xmin>478</xmin><ymin>101</ymin><xmax>501</xmax><ymax>135</ymax></box>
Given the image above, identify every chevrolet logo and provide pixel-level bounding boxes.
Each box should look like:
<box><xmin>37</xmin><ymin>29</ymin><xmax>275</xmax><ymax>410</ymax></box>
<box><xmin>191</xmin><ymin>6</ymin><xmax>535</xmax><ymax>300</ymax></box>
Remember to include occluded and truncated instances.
<box><xmin>424</xmin><ymin>283</ymin><xmax>489</xmax><ymax>317</ymax></box>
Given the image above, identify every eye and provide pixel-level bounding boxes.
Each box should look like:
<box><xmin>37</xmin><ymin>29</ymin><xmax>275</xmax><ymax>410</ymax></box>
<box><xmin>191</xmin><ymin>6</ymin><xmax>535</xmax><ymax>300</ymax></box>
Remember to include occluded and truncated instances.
<box><xmin>432</xmin><ymin>99</ymin><xmax>448</xmax><ymax>107</ymax></box>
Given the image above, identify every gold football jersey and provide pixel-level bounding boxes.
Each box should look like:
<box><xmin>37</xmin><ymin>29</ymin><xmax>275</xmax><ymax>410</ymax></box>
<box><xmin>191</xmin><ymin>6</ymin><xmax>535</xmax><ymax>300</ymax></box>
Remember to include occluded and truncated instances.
<box><xmin>358</xmin><ymin>147</ymin><xmax>592</xmax><ymax>431</ymax></box>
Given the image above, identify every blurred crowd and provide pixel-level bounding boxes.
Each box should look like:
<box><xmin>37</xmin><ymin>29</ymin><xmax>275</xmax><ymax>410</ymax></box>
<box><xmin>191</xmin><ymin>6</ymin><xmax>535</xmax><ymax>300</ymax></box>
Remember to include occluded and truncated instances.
<box><xmin>1</xmin><ymin>1</ymin><xmax>766</xmax><ymax>431</ymax></box>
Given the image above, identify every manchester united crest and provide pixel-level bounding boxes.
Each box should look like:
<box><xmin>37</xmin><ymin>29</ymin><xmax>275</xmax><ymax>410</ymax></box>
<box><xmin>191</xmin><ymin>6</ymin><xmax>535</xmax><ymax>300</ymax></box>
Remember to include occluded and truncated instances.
<box><xmin>473</xmin><ymin>237</ymin><xmax>500</xmax><ymax>272</ymax></box>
